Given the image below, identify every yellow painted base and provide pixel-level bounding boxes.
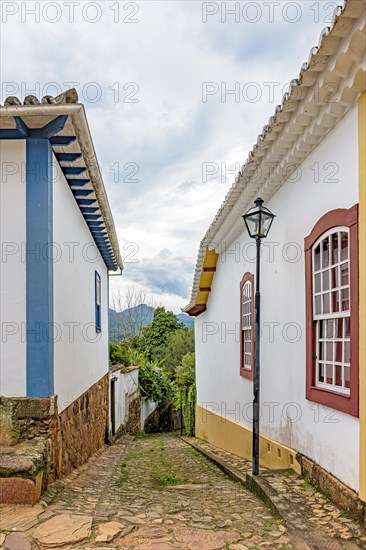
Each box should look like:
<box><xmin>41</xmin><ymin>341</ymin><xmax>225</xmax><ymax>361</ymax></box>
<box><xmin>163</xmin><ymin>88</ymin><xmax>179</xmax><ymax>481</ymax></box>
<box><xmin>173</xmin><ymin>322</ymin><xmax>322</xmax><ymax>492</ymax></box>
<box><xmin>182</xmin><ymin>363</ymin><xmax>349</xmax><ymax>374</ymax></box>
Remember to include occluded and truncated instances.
<box><xmin>196</xmin><ymin>404</ymin><xmax>301</xmax><ymax>474</ymax></box>
<box><xmin>358</xmin><ymin>91</ymin><xmax>366</xmax><ymax>503</ymax></box>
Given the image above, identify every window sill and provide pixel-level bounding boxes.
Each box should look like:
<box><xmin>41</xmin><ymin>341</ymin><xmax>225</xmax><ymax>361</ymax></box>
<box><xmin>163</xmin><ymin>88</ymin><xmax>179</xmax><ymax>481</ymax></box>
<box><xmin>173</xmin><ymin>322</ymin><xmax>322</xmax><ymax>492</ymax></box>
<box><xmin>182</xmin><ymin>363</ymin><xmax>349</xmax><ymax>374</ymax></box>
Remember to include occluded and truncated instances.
<box><xmin>240</xmin><ymin>367</ymin><xmax>253</xmax><ymax>381</ymax></box>
<box><xmin>306</xmin><ymin>385</ymin><xmax>358</xmax><ymax>417</ymax></box>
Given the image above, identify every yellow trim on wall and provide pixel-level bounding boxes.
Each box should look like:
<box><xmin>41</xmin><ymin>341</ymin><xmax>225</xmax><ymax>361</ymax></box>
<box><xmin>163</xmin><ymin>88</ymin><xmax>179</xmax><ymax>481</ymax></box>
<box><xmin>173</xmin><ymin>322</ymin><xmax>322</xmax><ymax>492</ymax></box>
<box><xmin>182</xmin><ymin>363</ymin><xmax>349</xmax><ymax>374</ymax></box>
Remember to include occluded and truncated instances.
<box><xmin>196</xmin><ymin>248</ymin><xmax>219</xmax><ymax>306</ymax></box>
<box><xmin>196</xmin><ymin>404</ymin><xmax>301</xmax><ymax>474</ymax></box>
<box><xmin>358</xmin><ymin>91</ymin><xmax>366</xmax><ymax>503</ymax></box>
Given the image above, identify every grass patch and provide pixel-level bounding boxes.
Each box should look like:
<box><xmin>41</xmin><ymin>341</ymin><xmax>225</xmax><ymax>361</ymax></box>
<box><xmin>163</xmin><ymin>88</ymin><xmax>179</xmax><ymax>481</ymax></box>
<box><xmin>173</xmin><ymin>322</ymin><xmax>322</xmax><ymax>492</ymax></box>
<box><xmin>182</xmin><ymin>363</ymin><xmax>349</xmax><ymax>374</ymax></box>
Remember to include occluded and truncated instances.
<box><xmin>152</xmin><ymin>470</ymin><xmax>187</xmax><ymax>487</ymax></box>
<box><xmin>299</xmin><ymin>480</ymin><xmax>309</xmax><ymax>490</ymax></box>
<box><xmin>117</xmin><ymin>461</ymin><xmax>129</xmax><ymax>484</ymax></box>
<box><xmin>85</xmin><ymin>525</ymin><xmax>97</xmax><ymax>541</ymax></box>
<box><xmin>134</xmin><ymin>430</ymin><xmax>148</xmax><ymax>440</ymax></box>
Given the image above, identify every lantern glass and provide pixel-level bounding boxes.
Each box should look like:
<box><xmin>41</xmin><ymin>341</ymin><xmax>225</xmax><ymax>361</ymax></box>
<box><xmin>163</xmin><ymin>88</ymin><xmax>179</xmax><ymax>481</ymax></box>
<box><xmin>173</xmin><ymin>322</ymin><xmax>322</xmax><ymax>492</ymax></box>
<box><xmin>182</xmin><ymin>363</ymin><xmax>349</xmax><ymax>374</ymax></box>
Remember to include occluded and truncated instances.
<box><xmin>243</xmin><ymin>199</ymin><xmax>275</xmax><ymax>239</ymax></box>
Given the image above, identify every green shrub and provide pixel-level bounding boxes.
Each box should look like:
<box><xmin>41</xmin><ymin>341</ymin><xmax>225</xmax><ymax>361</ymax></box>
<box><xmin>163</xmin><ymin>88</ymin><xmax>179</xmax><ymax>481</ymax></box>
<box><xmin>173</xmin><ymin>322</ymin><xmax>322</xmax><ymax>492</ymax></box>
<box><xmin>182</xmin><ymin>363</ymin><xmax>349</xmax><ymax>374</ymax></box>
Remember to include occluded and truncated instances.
<box><xmin>185</xmin><ymin>384</ymin><xmax>196</xmax><ymax>436</ymax></box>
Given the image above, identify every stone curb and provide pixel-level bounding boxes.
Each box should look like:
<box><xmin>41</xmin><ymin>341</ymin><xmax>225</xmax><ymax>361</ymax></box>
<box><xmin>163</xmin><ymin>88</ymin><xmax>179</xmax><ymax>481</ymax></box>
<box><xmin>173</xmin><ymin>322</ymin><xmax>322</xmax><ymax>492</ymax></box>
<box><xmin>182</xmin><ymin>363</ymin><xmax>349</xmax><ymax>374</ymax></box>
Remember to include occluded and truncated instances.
<box><xmin>178</xmin><ymin>436</ymin><xmax>285</xmax><ymax>520</ymax></box>
<box><xmin>178</xmin><ymin>436</ymin><xmax>360</xmax><ymax>550</ymax></box>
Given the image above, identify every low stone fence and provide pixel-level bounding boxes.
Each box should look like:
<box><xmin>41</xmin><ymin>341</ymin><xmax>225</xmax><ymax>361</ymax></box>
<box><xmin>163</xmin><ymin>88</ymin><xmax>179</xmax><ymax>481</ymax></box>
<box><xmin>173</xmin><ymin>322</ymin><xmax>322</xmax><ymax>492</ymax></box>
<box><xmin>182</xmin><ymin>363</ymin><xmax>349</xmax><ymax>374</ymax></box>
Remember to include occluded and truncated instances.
<box><xmin>0</xmin><ymin>374</ymin><xmax>109</xmax><ymax>504</ymax></box>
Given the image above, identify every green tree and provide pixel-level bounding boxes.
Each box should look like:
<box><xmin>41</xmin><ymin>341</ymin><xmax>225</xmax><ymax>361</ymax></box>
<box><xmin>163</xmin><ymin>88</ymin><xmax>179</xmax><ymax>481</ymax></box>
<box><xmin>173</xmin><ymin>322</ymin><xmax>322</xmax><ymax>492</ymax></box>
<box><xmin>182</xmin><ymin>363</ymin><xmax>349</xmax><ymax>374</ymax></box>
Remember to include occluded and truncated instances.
<box><xmin>140</xmin><ymin>307</ymin><xmax>183</xmax><ymax>361</ymax></box>
<box><xmin>175</xmin><ymin>352</ymin><xmax>195</xmax><ymax>389</ymax></box>
<box><xmin>161</xmin><ymin>328</ymin><xmax>195</xmax><ymax>376</ymax></box>
<box><xmin>110</xmin><ymin>335</ymin><xmax>143</xmax><ymax>367</ymax></box>
<box><xmin>110</xmin><ymin>341</ymin><xmax>131</xmax><ymax>366</ymax></box>
<box><xmin>174</xmin><ymin>353</ymin><xmax>196</xmax><ymax>436</ymax></box>
<box><xmin>185</xmin><ymin>384</ymin><xmax>196</xmax><ymax>436</ymax></box>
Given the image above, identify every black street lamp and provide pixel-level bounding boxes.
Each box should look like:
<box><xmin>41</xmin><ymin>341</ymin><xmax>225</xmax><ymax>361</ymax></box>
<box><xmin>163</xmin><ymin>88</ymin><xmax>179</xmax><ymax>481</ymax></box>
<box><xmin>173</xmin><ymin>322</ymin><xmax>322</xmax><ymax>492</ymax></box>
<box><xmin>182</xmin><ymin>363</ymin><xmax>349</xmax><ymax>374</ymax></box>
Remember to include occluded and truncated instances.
<box><xmin>242</xmin><ymin>198</ymin><xmax>275</xmax><ymax>475</ymax></box>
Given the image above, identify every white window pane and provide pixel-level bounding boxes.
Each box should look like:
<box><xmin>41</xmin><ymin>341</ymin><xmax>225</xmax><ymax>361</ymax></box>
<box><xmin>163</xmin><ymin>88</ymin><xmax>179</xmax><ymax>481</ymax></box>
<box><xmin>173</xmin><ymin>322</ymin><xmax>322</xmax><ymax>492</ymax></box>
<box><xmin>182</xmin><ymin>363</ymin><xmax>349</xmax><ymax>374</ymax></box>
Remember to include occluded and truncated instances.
<box><xmin>322</xmin><ymin>270</ymin><xmax>329</xmax><ymax>291</ymax></box>
<box><xmin>341</xmin><ymin>232</ymin><xmax>348</xmax><ymax>261</ymax></box>
<box><xmin>314</xmin><ymin>245</ymin><xmax>321</xmax><ymax>271</ymax></box>
<box><xmin>331</xmin><ymin>233</ymin><xmax>339</xmax><ymax>265</ymax></box>
<box><xmin>322</xmin><ymin>238</ymin><xmax>329</xmax><ymax>268</ymax></box>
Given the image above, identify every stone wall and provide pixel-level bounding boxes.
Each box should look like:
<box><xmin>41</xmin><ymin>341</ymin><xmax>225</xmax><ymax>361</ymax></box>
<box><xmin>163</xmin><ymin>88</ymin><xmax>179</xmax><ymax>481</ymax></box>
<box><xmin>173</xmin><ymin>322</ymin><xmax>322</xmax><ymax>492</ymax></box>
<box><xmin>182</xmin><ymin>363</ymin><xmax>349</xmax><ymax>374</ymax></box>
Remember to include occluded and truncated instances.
<box><xmin>297</xmin><ymin>453</ymin><xmax>365</xmax><ymax>524</ymax></box>
<box><xmin>0</xmin><ymin>396</ymin><xmax>60</xmax><ymax>503</ymax></box>
<box><xmin>59</xmin><ymin>374</ymin><xmax>109</xmax><ymax>476</ymax></box>
<box><xmin>0</xmin><ymin>374</ymin><xmax>109</xmax><ymax>503</ymax></box>
<box><xmin>116</xmin><ymin>394</ymin><xmax>141</xmax><ymax>437</ymax></box>
<box><xmin>144</xmin><ymin>402</ymin><xmax>174</xmax><ymax>433</ymax></box>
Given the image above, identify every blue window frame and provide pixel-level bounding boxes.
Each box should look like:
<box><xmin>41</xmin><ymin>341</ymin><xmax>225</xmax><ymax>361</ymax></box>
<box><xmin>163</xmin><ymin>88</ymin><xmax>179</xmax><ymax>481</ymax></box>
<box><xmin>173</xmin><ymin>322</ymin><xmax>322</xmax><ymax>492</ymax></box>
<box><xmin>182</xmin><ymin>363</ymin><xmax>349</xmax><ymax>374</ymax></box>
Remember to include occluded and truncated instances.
<box><xmin>95</xmin><ymin>271</ymin><xmax>101</xmax><ymax>333</ymax></box>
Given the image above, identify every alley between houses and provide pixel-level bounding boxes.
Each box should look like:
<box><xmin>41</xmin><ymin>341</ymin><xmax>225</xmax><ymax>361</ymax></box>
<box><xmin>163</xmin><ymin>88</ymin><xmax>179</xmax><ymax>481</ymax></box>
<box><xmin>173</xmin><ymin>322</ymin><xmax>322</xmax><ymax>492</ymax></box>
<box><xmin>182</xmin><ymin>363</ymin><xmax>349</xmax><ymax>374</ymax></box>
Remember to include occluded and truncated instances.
<box><xmin>0</xmin><ymin>433</ymin><xmax>365</xmax><ymax>549</ymax></box>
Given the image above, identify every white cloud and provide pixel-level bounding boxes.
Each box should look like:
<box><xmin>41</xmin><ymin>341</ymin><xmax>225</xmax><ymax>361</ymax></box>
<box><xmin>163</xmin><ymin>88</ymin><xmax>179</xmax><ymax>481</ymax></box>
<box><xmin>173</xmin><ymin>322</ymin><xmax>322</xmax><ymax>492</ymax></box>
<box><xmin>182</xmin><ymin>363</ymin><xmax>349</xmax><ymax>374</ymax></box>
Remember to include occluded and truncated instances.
<box><xmin>1</xmin><ymin>0</ymin><xmax>330</xmax><ymax>309</ymax></box>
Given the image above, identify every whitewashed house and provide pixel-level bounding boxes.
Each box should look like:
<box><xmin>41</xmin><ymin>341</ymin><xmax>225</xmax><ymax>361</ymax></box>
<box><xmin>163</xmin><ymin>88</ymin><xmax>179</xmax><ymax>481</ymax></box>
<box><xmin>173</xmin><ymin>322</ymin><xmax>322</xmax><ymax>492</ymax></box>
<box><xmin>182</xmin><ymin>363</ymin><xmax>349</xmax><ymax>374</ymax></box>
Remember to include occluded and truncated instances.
<box><xmin>184</xmin><ymin>0</ymin><xmax>365</xmax><ymax>515</ymax></box>
<box><xmin>0</xmin><ymin>89</ymin><xmax>123</xmax><ymax>503</ymax></box>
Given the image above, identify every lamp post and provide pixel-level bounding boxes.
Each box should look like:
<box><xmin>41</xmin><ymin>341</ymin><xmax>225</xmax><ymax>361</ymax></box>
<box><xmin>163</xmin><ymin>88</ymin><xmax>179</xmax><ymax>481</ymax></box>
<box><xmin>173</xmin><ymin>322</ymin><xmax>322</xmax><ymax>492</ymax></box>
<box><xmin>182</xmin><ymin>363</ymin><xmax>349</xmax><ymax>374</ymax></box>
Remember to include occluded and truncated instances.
<box><xmin>242</xmin><ymin>198</ymin><xmax>275</xmax><ymax>475</ymax></box>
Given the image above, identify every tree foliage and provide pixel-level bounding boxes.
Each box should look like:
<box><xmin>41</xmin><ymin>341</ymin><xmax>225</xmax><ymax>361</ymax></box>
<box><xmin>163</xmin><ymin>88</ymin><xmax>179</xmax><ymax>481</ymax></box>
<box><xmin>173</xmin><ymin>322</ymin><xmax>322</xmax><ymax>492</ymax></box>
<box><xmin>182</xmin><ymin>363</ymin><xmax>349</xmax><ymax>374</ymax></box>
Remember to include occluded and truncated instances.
<box><xmin>175</xmin><ymin>352</ymin><xmax>195</xmax><ymax>390</ymax></box>
<box><xmin>140</xmin><ymin>307</ymin><xmax>184</xmax><ymax>362</ymax></box>
<box><xmin>109</xmin><ymin>305</ymin><xmax>196</xmax><ymax>420</ymax></box>
<box><xmin>161</xmin><ymin>329</ymin><xmax>195</xmax><ymax>376</ymax></box>
<box><xmin>173</xmin><ymin>352</ymin><xmax>196</xmax><ymax>436</ymax></box>
<box><xmin>110</xmin><ymin>343</ymin><xmax>172</xmax><ymax>404</ymax></box>
<box><xmin>185</xmin><ymin>384</ymin><xmax>196</xmax><ymax>436</ymax></box>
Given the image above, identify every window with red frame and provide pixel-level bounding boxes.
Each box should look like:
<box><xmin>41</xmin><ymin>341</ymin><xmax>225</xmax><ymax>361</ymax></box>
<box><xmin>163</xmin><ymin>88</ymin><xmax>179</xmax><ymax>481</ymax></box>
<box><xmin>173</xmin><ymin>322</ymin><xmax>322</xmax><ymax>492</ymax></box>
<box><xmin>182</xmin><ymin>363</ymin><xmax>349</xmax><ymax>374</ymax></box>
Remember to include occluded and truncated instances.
<box><xmin>240</xmin><ymin>272</ymin><xmax>254</xmax><ymax>380</ymax></box>
<box><xmin>305</xmin><ymin>205</ymin><xmax>358</xmax><ymax>417</ymax></box>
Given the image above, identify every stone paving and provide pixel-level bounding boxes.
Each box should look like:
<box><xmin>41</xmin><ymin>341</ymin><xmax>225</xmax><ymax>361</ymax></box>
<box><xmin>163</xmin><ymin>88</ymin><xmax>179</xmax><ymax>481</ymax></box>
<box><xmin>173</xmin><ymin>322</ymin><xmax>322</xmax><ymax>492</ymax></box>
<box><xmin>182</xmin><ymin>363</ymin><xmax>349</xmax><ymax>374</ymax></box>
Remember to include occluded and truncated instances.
<box><xmin>183</xmin><ymin>437</ymin><xmax>366</xmax><ymax>548</ymax></box>
<box><xmin>0</xmin><ymin>433</ymin><xmax>364</xmax><ymax>549</ymax></box>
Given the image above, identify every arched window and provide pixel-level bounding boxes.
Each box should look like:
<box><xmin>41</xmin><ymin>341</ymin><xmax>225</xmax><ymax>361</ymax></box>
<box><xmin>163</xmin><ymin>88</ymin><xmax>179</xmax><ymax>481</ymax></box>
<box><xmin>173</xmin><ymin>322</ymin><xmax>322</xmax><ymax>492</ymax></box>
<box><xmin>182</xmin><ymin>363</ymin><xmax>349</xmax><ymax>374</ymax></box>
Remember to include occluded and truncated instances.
<box><xmin>305</xmin><ymin>205</ymin><xmax>358</xmax><ymax>416</ymax></box>
<box><xmin>240</xmin><ymin>272</ymin><xmax>254</xmax><ymax>379</ymax></box>
<box><xmin>312</xmin><ymin>228</ymin><xmax>350</xmax><ymax>393</ymax></box>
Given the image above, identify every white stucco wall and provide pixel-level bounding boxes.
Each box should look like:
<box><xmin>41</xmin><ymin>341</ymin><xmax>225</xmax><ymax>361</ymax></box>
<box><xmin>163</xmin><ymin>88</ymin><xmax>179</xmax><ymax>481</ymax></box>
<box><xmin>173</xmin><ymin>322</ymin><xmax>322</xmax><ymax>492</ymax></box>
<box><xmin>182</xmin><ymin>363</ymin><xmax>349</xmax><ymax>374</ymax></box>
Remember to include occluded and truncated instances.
<box><xmin>195</xmin><ymin>105</ymin><xmax>360</xmax><ymax>491</ymax></box>
<box><xmin>0</xmin><ymin>140</ymin><xmax>27</xmax><ymax>396</ymax></box>
<box><xmin>110</xmin><ymin>367</ymin><xmax>139</xmax><ymax>433</ymax></box>
<box><xmin>141</xmin><ymin>398</ymin><xmax>158</xmax><ymax>430</ymax></box>
<box><xmin>53</xmin><ymin>157</ymin><xmax>109</xmax><ymax>412</ymax></box>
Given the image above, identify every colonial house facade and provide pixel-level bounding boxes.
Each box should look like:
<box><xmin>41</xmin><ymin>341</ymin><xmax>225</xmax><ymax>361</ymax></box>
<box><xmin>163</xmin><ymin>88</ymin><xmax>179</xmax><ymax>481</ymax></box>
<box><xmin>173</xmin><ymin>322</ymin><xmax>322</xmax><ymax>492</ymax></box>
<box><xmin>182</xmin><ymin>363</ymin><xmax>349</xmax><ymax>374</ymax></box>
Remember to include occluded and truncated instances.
<box><xmin>184</xmin><ymin>0</ymin><xmax>366</xmax><ymax>512</ymax></box>
<box><xmin>0</xmin><ymin>89</ymin><xmax>123</xmax><ymax>503</ymax></box>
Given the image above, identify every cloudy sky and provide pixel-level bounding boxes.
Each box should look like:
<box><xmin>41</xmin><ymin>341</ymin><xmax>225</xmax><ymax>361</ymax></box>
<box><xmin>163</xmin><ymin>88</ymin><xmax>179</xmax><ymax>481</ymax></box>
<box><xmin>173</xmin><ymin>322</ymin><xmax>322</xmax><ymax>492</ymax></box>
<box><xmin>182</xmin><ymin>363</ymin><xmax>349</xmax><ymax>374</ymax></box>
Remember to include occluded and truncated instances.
<box><xmin>1</xmin><ymin>1</ymin><xmax>336</xmax><ymax>312</ymax></box>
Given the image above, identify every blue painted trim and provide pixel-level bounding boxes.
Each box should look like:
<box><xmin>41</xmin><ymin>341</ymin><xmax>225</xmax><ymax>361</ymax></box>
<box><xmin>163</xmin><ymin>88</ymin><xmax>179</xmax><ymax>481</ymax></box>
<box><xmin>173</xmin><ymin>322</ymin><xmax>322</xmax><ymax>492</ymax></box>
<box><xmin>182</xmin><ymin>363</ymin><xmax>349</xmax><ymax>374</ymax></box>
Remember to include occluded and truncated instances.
<box><xmin>40</xmin><ymin>116</ymin><xmax>68</xmax><ymax>139</ymax></box>
<box><xmin>49</xmin><ymin>136</ymin><xmax>76</xmax><ymax>146</ymax></box>
<box><xmin>87</xmin><ymin>221</ymin><xmax>104</xmax><ymax>227</ymax></box>
<box><xmin>55</xmin><ymin>152</ymin><xmax>82</xmax><ymax>163</ymax></box>
<box><xmin>84</xmin><ymin>214</ymin><xmax>102</xmax><ymax>222</ymax></box>
<box><xmin>95</xmin><ymin>271</ymin><xmax>101</xmax><ymax>333</ymax></box>
<box><xmin>68</xmin><ymin>179</ymin><xmax>90</xmax><ymax>187</ymax></box>
<box><xmin>80</xmin><ymin>207</ymin><xmax>99</xmax><ymax>214</ymax></box>
<box><xmin>26</xmin><ymin>139</ymin><xmax>54</xmax><ymax>398</ymax></box>
<box><xmin>63</xmin><ymin>166</ymin><xmax>86</xmax><ymax>176</ymax></box>
<box><xmin>0</xmin><ymin>129</ymin><xmax>25</xmax><ymax>139</ymax></box>
<box><xmin>71</xmin><ymin>189</ymin><xmax>94</xmax><ymax>197</ymax></box>
<box><xmin>0</xmin><ymin>114</ymin><xmax>119</xmax><ymax>272</ymax></box>
<box><xmin>76</xmin><ymin>198</ymin><xmax>97</xmax><ymax>206</ymax></box>
<box><xmin>15</xmin><ymin>116</ymin><xmax>29</xmax><ymax>137</ymax></box>
<box><xmin>16</xmin><ymin>115</ymin><xmax>68</xmax><ymax>140</ymax></box>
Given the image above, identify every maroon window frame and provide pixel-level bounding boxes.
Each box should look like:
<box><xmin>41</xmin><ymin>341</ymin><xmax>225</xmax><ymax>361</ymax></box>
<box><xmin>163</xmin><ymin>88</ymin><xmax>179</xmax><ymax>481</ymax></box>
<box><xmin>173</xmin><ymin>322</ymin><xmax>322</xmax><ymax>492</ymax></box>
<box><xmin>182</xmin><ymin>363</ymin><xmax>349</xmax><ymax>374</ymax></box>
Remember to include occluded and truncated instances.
<box><xmin>240</xmin><ymin>272</ymin><xmax>254</xmax><ymax>380</ymax></box>
<box><xmin>305</xmin><ymin>205</ymin><xmax>359</xmax><ymax>417</ymax></box>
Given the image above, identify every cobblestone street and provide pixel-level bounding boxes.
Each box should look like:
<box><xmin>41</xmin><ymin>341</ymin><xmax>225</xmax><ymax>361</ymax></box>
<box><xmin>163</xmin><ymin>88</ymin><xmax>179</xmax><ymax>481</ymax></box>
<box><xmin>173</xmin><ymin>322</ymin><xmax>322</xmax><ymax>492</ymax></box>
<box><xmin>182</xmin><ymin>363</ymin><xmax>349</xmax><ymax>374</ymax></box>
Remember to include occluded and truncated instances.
<box><xmin>0</xmin><ymin>434</ymin><xmax>365</xmax><ymax>549</ymax></box>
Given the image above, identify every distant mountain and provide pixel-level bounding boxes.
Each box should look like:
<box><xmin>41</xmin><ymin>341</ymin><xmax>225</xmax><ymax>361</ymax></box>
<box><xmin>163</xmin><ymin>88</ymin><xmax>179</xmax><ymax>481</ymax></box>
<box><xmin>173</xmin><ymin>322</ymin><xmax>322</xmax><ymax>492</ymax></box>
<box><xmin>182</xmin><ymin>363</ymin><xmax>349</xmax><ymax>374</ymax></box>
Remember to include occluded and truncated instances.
<box><xmin>109</xmin><ymin>304</ymin><xmax>194</xmax><ymax>341</ymax></box>
<box><xmin>176</xmin><ymin>313</ymin><xmax>194</xmax><ymax>329</ymax></box>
